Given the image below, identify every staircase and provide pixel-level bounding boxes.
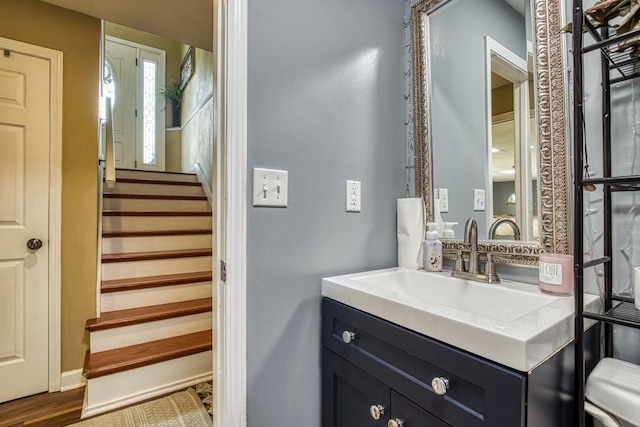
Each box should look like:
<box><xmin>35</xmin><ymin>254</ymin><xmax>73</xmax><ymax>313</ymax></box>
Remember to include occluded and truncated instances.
<box><xmin>82</xmin><ymin>169</ymin><xmax>214</xmax><ymax>418</ymax></box>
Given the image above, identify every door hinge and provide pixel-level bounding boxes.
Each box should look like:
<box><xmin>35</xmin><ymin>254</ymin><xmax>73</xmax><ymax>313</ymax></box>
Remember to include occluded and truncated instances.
<box><xmin>135</xmin><ymin>160</ymin><xmax>137</xmax><ymax>168</ymax></box>
<box><xmin>135</xmin><ymin>58</ymin><xmax>138</xmax><ymax>66</ymax></box>
<box><xmin>220</xmin><ymin>260</ymin><xmax>227</xmax><ymax>282</ymax></box>
<box><xmin>135</xmin><ymin>109</ymin><xmax>138</xmax><ymax>117</ymax></box>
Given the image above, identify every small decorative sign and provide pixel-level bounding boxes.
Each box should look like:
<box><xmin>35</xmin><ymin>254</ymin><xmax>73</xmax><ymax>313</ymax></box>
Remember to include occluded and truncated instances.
<box><xmin>179</xmin><ymin>46</ymin><xmax>194</xmax><ymax>91</ymax></box>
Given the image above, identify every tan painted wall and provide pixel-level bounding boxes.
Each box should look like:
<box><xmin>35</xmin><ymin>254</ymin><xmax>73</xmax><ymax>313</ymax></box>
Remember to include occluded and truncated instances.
<box><xmin>1</xmin><ymin>0</ymin><xmax>100</xmax><ymax>371</ymax></box>
<box><xmin>166</xmin><ymin>129</ymin><xmax>183</xmax><ymax>172</ymax></box>
<box><xmin>181</xmin><ymin>48</ymin><xmax>214</xmax><ymax>179</ymax></box>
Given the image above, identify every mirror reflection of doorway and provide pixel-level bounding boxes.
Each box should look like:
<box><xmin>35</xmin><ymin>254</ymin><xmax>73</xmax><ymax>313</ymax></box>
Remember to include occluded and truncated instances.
<box><xmin>486</xmin><ymin>37</ymin><xmax>538</xmax><ymax>241</ymax></box>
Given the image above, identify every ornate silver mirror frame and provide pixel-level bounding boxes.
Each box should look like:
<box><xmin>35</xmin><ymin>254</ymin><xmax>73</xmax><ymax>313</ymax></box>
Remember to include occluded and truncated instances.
<box><xmin>412</xmin><ymin>0</ymin><xmax>569</xmax><ymax>266</ymax></box>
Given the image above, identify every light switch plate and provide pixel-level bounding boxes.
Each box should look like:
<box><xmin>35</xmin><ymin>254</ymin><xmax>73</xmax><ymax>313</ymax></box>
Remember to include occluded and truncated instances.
<box><xmin>473</xmin><ymin>189</ymin><xmax>485</xmax><ymax>211</ymax></box>
<box><xmin>346</xmin><ymin>180</ymin><xmax>361</xmax><ymax>212</ymax></box>
<box><xmin>439</xmin><ymin>188</ymin><xmax>449</xmax><ymax>212</ymax></box>
<box><xmin>253</xmin><ymin>168</ymin><xmax>288</xmax><ymax>207</ymax></box>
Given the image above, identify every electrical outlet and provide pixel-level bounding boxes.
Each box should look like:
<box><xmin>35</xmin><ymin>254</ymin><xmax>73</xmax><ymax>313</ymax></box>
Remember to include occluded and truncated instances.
<box><xmin>473</xmin><ymin>189</ymin><xmax>485</xmax><ymax>211</ymax></box>
<box><xmin>346</xmin><ymin>180</ymin><xmax>361</xmax><ymax>212</ymax></box>
<box><xmin>439</xmin><ymin>188</ymin><xmax>449</xmax><ymax>212</ymax></box>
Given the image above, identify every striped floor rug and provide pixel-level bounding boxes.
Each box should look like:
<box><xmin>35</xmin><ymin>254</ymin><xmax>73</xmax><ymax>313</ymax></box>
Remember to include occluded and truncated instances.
<box><xmin>67</xmin><ymin>388</ymin><xmax>212</xmax><ymax>427</ymax></box>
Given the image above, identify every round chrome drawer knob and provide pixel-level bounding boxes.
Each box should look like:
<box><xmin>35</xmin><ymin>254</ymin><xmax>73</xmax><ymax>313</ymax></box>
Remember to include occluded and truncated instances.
<box><xmin>369</xmin><ymin>404</ymin><xmax>385</xmax><ymax>420</ymax></box>
<box><xmin>431</xmin><ymin>376</ymin><xmax>450</xmax><ymax>396</ymax></box>
<box><xmin>388</xmin><ymin>418</ymin><xmax>404</xmax><ymax>427</ymax></box>
<box><xmin>342</xmin><ymin>330</ymin><xmax>356</xmax><ymax>344</ymax></box>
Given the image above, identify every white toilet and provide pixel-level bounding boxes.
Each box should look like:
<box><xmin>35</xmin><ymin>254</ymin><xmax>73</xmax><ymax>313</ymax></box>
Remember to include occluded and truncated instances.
<box><xmin>585</xmin><ymin>358</ymin><xmax>640</xmax><ymax>427</ymax></box>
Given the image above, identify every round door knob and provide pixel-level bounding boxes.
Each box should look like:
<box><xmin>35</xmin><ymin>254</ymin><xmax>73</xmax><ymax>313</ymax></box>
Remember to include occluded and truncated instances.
<box><xmin>431</xmin><ymin>377</ymin><xmax>450</xmax><ymax>396</ymax></box>
<box><xmin>369</xmin><ymin>404</ymin><xmax>385</xmax><ymax>420</ymax></box>
<box><xmin>342</xmin><ymin>330</ymin><xmax>356</xmax><ymax>344</ymax></box>
<box><xmin>26</xmin><ymin>238</ymin><xmax>43</xmax><ymax>251</ymax></box>
<box><xmin>388</xmin><ymin>418</ymin><xmax>404</xmax><ymax>427</ymax></box>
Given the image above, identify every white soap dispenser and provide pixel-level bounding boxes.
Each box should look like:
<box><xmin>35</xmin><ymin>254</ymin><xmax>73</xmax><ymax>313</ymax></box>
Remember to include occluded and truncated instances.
<box><xmin>443</xmin><ymin>222</ymin><xmax>458</xmax><ymax>239</ymax></box>
<box><xmin>422</xmin><ymin>230</ymin><xmax>443</xmax><ymax>272</ymax></box>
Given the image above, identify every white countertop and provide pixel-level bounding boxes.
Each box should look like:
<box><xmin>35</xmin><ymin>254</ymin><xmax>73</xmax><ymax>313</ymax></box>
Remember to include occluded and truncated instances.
<box><xmin>322</xmin><ymin>267</ymin><xmax>599</xmax><ymax>372</ymax></box>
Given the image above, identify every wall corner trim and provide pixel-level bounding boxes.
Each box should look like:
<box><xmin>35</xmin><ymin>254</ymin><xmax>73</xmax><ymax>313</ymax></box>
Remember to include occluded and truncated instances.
<box><xmin>194</xmin><ymin>162</ymin><xmax>214</xmax><ymax>206</ymax></box>
<box><xmin>61</xmin><ymin>369</ymin><xmax>87</xmax><ymax>392</ymax></box>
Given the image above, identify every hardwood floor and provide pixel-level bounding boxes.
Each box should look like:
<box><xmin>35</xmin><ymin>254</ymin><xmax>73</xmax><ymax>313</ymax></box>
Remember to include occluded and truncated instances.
<box><xmin>0</xmin><ymin>381</ymin><xmax>213</xmax><ymax>426</ymax></box>
<box><xmin>0</xmin><ymin>387</ymin><xmax>85</xmax><ymax>427</ymax></box>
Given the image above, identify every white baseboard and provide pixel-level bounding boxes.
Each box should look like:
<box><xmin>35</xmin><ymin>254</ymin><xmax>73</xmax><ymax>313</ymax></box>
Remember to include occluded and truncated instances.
<box><xmin>61</xmin><ymin>369</ymin><xmax>87</xmax><ymax>392</ymax></box>
<box><xmin>194</xmin><ymin>162</ymin><xmax>213</xmax><ymax>207</ymax></box>
<box><xmin>82</xmin><ymin>371</ymin><xmax>213</xmax><ymax>419</ymax></box>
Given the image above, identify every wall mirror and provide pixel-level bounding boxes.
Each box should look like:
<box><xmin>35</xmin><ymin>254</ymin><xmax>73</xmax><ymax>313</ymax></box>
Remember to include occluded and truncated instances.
<box><xmin>412</xmin><ymin>0</ymin><xmax>569</xmax><ymax>265</ymax></box>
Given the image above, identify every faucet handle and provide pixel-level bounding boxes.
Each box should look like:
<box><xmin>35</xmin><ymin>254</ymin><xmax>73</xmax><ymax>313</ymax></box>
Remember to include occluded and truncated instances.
<box><xmin>484</xmin><ymin>253</ymin><xmax>500</xmax><ymax>284</ymax></box>
<box><xmin>454</xmin><ymin>250</ymin><xmax>466</xmax><ymax>272</ymax></box>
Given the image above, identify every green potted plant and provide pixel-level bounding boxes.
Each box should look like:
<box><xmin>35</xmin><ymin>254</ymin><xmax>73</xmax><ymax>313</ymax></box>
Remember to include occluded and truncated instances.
<box><xmin>158</xmin><ymin>77</ymin><xmax>183</xmax><ymax>127</ymax></box>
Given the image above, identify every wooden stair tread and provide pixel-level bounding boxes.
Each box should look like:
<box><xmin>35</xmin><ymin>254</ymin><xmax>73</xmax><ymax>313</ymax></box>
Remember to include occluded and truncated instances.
<box><xmin>102</xmin><ymin>229</ymin><xmax>213</xmax><ymax>238</ymax></box>
<box><xmin>102</xmin><ymin>248</ymin><xmax>212</xmax><ymax>263</ymax></box>
<box><xmin>83</xmin><ymin>330</ymin><xmax>212</xmax><ymax>379</ymax></box>
<box><xmin>102</xmin><ymin>210</ymin><xmax>211</xmax><ymax>217</ymax></box>
<box><xmin>85</xmin><ymin>298</ymin><xmax>212</xmax><ymax>332</ymax></box>
<box><xmin>104</xmin><ymin>193</ymin><xmax>208</xmax><ymax>200</ymax></box>
<box><xmin>108</xmin><ymin>177</ymin><xmax>202</xmax><ymax>186</ymax></box>
<box><xmin>115</xmin><ymin>168</ymin><xmax>197</xmax><ymax>177</ymax></box>
<box><xmin>101</xmin><ymin>271</ymin><xmax>213</xmax><ymax>293</ymax></box>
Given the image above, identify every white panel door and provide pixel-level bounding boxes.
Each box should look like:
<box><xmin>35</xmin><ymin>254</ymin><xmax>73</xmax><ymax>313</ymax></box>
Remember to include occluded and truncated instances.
<box><xmin>105</xmin><ymin>38</ymin><xmax>166</xmax><ymax>171</ymax></box>
<box><xmin>0</xmin><ymin>50</ymin><xmax>50</xmax><ymax>402</ymax></box>
<box><xmin>105</xmin><ymin>39</ymin><xmax>137</xmax><ymax>169</ymax></box>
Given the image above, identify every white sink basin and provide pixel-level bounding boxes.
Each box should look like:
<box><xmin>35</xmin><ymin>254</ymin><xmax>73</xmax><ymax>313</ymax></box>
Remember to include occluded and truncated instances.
<box><xmin>322</xmin><ymin>267</ymin><xmax>599</xmax><ymax>372</ymax></box>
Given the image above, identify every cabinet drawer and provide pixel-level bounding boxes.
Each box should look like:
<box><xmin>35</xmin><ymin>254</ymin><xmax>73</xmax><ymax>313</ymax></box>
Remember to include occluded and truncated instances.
<box><xmin>391</xmin><ymin>390</ymin><xmax>450</xmax><ymax>427</ymax></box>
<box><xmin>322</xmin><ymin>298</ymin><xmax>526</xmax><ymax>426</ymax></box>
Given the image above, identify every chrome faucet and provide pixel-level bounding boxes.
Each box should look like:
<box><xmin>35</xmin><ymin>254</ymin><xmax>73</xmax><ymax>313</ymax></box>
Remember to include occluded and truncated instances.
<box><xmin>488</xmin><ymin>218</ymin><xmax>521</xmax><ymax>240</ymax></box>
<box><xmin>451</xmin><ymin>217</ymin><xmax>500</xmax><ymax>283</ymax></box>
<box><xmin>464</xmin><ymin>217</ymin><xmax>480</xmax><ymax>274</ymax></box>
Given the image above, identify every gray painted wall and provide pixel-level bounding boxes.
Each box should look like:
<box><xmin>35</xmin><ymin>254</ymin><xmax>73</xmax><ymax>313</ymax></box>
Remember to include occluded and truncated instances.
<box><xmin>429</xmin><ymin>0</ymin><xmax>526</xmax><ymax>238</ymax></box>
<box><xmin>246</xmin><ymin>0</ymin><xmax>406</xmax><ymax>425</ymax></box>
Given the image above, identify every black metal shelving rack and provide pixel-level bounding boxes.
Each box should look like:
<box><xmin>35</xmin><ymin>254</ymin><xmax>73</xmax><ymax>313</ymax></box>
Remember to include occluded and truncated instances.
<box><xmin>573</xmin><ymin>1</ymin><xmax>640</xmax><ymax>426</ymax></box>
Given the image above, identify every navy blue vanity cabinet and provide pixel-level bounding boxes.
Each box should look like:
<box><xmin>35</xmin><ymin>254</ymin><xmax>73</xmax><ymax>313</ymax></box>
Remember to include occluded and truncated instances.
<box><xmin>322</xmin><ymin>297</ymin><xmax>600</xmax><ymax>427</ymax></box>
<box><xmin>323</xmin><ymin>349</ymin><xmax>450</xmax><ymax>427</ymax></box>
<box><xmin>323</xmin><ymin>349</ymin><xmax>389</xmax><ymax>426</ymax></box>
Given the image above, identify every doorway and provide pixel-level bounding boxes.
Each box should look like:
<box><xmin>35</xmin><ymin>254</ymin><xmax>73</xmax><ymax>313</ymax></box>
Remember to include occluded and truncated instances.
<box><xmin>485</xmin><ymin>36</ymin><xmax>537</xmax><ymax>241</ymax></box>
<box><xmin>0</xmin><ymin>37</ymin><xmax>62</xmax><ymax>403</ymax></box>
<box><xmin>104</xmin><ymin>36</ymin><xmax>166</xmax><ymax>171</ymax></box>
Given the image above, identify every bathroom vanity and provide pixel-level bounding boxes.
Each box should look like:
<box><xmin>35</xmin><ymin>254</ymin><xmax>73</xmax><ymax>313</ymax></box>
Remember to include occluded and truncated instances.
<box><xmin>322</xmin><ymin>268</ymin><xmax>600</xmax><ymax>426</ymax></box>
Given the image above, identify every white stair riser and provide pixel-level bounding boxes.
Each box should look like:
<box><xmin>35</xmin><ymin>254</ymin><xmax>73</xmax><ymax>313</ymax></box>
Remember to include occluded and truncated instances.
<box><xmin>102</xmin><ymin>256</ymin><xmax>212</xmax><ymax>281</ymax></box>
<box><xmin>82</xmin><ymin>351</ymin><xmax>212</xmax><ymax>419</ymax></box>
<box><xmin>103</xmin><ymin>198</ymin><xmax>210</xmax><ymax>212</ymax></box>
<box><xmin>102</xmin><ymin>234</ymin><xmax>212</xmax><ymax>255</ymax></box>
<box><xmin>90</xmin><ymin>312</ymin><xmax>212</xmax><ymax>353</ymax></box>
<box><xmin>102</xmin><ymin>216</ymin><xmax>212</xmax><ymax>233</ymax></box>
<box><xmin>105</xmin><ymin>182</ymin><xmax>204</xmax><ymax>196</ymax></box>
<box><xmin>115</xmin><ymin>170</ymin><xmax>199</xmax><ymax>183</ymax></box>
<box><xmin>101</xmin><ymin>281</ymin><xmax>213</xmax><ymax>311</ymax></box>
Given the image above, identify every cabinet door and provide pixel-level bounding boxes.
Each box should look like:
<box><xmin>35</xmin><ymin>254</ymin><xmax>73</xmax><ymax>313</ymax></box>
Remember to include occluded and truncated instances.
<box><xmin>323</xmin><ymin>349</ymin><xmax>389</xmax><ymax>427</ymax></box>
<box><xmin>390</xmin><ymin>391</ymin><xmax>451</xmax><ymax>427</ymax></box>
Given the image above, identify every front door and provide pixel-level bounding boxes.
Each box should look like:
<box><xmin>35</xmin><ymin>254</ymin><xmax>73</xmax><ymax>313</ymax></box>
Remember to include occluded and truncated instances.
<box><xmin>105</xmin><ymin>37</ymin><xmax>166</xmax><ymax>171</ymax></box>
<box><xmin>105</xmin><ymin>39</ymin><xmax>137</xmax><ymax>169</ymax></box>
<box><xmin>0</xmin><ymin>49</ymin><xmax>50</xmax><ymax>402</ymax></box>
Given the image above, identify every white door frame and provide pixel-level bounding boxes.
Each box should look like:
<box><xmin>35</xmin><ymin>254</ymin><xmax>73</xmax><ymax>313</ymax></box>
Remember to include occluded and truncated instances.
<box><xmin>0</xmin><ymin>37</ymin><xmax>63</xmax><ymax>393</ymax></box>
<box><xmin>215</xmin><ymin>0</ymin><xmax>248</xmax><ymax>425</ymax></box>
